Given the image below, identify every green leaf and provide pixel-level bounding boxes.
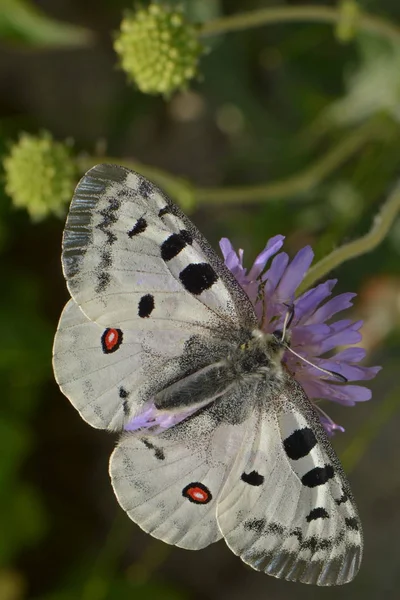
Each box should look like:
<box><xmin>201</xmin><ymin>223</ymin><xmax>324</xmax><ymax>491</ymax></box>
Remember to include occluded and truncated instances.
<box><xmin>0</xmin><ymin>0</ymin><xmax>94</xmax><ymax>48</ymax></box>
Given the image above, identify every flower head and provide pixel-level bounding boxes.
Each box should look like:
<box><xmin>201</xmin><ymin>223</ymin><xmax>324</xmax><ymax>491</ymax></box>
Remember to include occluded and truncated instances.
<box><xmin>114</xmin><ymin>3</ymin><xmax>203</xmax><ymax>96</ymax></box>
<box><xmin>220</xmin><ymin>236</ymin><xmax>380</xmax><ymax>435</ymax></box>
<box><xmin>3</xmin><ymin>132</ymin><xmax>76</xmax><ymax>221</ymax></box>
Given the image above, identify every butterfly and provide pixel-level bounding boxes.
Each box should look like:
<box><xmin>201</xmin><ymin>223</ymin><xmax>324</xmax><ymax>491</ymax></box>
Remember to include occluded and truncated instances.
<box><xmin>53</xmin><ymin>164</ymin><xmax>362</xmax><ymax>586</ymax></box>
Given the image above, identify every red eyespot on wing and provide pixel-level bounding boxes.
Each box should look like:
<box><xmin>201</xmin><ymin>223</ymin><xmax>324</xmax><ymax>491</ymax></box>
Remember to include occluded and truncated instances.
<box><xmin>182</xmin><ymin>482</ymin><xmax>212</xmax><ymax>504</ymax></box>
<box><xmin>101</xmin><ymin>328</ymin><xmax>123</xmax><ymax>354</ymax></box>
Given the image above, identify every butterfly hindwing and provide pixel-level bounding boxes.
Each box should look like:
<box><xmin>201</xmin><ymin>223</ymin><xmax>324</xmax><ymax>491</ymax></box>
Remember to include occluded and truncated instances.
<box><xmin>53</xmin><ymin>299</ymin><xmax>209</xmax><ymax>429</ymax></box>
<box><xmin>110</xmin><ymin>389</ymin><xmax>252</xmax><ymax>549</ymax></box>
<box><xmin>217</xmin><ymin>376</ymin><xmax>362</xmax><ymax>585</ymax></box>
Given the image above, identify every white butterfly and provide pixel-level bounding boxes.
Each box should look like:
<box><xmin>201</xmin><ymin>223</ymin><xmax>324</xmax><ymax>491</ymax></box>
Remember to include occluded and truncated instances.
<box><xmin>53</xmin><ymin>164</ymin><xmax>362</xmax><ymax>586</ymax></box>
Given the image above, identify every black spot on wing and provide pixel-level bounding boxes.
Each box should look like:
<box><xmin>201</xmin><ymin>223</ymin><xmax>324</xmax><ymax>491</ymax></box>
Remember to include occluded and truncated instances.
<box><xmin>95</xmin><ymin>271</ymin><xmax>111</xmax><ymax>294</ymax></box>
<box><xmin>101</xmin><ymin>328</ymin><xmax>123</xmax><ymax>354</ymax></box>
<box><xmin>138</xmin><ymin>294</ymin><xmax>155</xmax><ymax>318</ymax></box>
<box><xmin>244</xmin><ymin>518</ymin><xmax>266</xmax><ymax>533</ymax></box>
<box><xmin>290</xmin><ymin>527</ymin><xmax>303</xmax><ymax>544</ymax></box>
<box><xmin>142</xmin><ymin>438</ymin><xmax>165</xmax><ymax>461</ymax></box>
<box><xmin>119</xmin><ymin>387</ymin><xmax>129</xmax><ymax>399</ymax></box>
<box><xmin>306</xmin><ymin>507</ymin><xmax>330</xmax><ymax>522</ymax></box>
<box><xmin>267</xmin><ymin>522</ymin><xmax>285</xmax><ymax>535</ymax></box>
<box><xmin>283</xmin><ymin>427</ymin><xmax>317</xmax><ymax>460</ymax></box>
<box><xmin>122</xmin><ymin>400</ymin><xmax>129</xmax><ymax>415</ymax></box>
<box><xmin>99</xmin><ymin>250</ymin><xmax>112</xmax><ymax>269</ymax></box>
<box><xmin>94</xmin><ymin>198</ymin><xmax>121</xmax><ymax>291</ymax></box>
<box><xmin>158</xmin><ymin>205</ymin><xmax>170</xmax><ymax>217</ymax></box>
<box><xmin>128</xmin><ymin>216</ymin><xmax>147</xmax><ymax>237</ymax></box>
<box><xmin>335</xmin><ymin>492</ymin><xmax>349</xmax><ymax>506</ymax></box>
<box><xmin>96</xmin><ymin>198</ymin><xmax>120</xmax><ymax>247</ymax></box>
<box><xmin>301</xmin><ymin>535</ymin><xmax>332</xmax><ymax>552</ymax></box>
<box><xmin>138</xmin><ymin>178</ymin><xmax>153</xmax><ymax>198</ymax></box>
<box><xmin>179</xmin><ymin>263</ymin><xmax>218</xmax><ymax>295</ymax></box>
<box><xmin>97</xmin><ymin>198</ymin><xmax>120</xmax><ymax>230</ymax></box>
<box><xmin>241</xmin><ymin>470</ymin><xmax>264</xmax><ymax>486</ymax></box>
<box><xmin>345</xmin><ymin>517</ymin><xmax>359</xmax><ymax>531</ymax></box>
<box><xmin>161</xmin><ymin>230</ymin><xmax>193</xmax><ymax>261</ymax></box>
<box><xmin>301</xmin><ymin>465</ymin><xmax>334</xmax><ymax>488</ymax></box>
<box><xmin>182</xmin><ymin>482</ymin><xmax>212</xmax><ymax>504</ymax></box>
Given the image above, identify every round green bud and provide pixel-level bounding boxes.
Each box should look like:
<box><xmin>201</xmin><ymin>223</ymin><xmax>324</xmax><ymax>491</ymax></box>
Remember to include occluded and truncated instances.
<box><xmin>114</xmin><ymin>3</ymin><xmax>203</xmax><ymax>96</ymax></box>
<box><xmin>3</xmin><ymin>132</ymin><xmax>76</xmax><ymax>221</ymax></box>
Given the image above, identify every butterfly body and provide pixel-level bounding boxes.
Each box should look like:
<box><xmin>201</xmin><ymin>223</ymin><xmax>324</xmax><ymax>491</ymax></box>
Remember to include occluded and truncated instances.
<box><xmin>152</xmin><ymin>329</ymin><xmax>286</xmax><ymax>415</ymax></box>
<box><xmin>53</xmin><ymin>164</ymin><xmax>363</xmax><ymax>586</ymax></box>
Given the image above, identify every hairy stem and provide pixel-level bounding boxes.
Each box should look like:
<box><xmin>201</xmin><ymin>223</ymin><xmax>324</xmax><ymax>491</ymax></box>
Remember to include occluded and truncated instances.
<box><xmin>77</xmin><ymin>118</ymin><xmax>382</xmax><ymax>208</ymax></box>
<box><xmin>298</xmin><ymin>181</ymin><xmax>400</xmax><ymax>293</ymax></box>
<box><xmin>199</xmin><ymin>4</ymin><xmax>400</xmax><ymax>45</ymax></box>
<box><xmin>195</xmin><ymin>119</ymin><xmax>380</xmax><ymax>205</ymax></box>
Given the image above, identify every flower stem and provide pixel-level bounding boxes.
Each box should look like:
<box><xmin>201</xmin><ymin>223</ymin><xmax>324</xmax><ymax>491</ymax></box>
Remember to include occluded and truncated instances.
<box><xmin>199</xmin><ymin>4</ymin><xmax>400</xmax><ymax>45</ymax></box>
<box><xmin>77</xmin><ymin>118</ymin><xmax>382</xmax><ymax>208</ymax></box>
<box><xmin>195</xmin><ymin>119</ymin><xmax>380</xmax><ymax>205</ymax></box>
<box><xmin>299</xmin><ymin>181</ymin><xmax>400</xmax><ymax>293</ymax></box>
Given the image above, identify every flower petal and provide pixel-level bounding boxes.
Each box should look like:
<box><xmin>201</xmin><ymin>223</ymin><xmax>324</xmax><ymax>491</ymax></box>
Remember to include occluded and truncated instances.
<box><xmin>315</xmin><ymin>408</ymin><xmax>345</xmax><ymax>436</ymax></box>
<box><xmin>264</xmin><ymin>252</ymin><xmax>289</xmax><ymax>295</ymax></box>
<box><xmin>247</xmin><ymin>235</ymin><xmax>285</xmax><ymax>280</ymax></box>
<box><xmin>124</xmin><ymin>404</ymin><xmax>198</xmax><ymax>432</ymax></box>
<box><xmin>291</xmin><ymin>324</ymin><xmax>331</xmax><ymax>347</ymax></box>
<box><xmin>333</xmin><ymin>347</ymin><xmax>367</xmax><ymax>362</ymax></box>
<box><xmin>219</xmin><ymin>238</ymin><xmax>244</xmax><ymax>275</ymax></box>
<box><xmin>294</xmin><ymin>279</ymin><xmax>337</xmax><ymax>325</ymax></box>
<box><xmin>308</xmin><ymin>320</ymin><xmax>363</xmax><ymax>355</ymax></box>
<box><xmin>306</xmin><ymin>292</ymin><xmax>356</xmax><ymax>325</ymax></box>
<box><xmin>275</xmin><ymin>246</ymin><xmax>314</xmax><ymax>301</ymax></box>
<box><xmin>299</xmin><ymin>378</ymin><xmax>372</xmax><ymax>404</ymax></box>
<box><xmin>314</xmin><ymin>359</ymin><xmax>382</xmax><ymax>382</ymax></box>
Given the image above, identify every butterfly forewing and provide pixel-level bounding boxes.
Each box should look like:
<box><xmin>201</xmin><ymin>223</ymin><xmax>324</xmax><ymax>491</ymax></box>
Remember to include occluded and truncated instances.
<box><xmin>61</xmin><ymin>163</ymin><xmax>256</xmax><ymax>329</ymax></box>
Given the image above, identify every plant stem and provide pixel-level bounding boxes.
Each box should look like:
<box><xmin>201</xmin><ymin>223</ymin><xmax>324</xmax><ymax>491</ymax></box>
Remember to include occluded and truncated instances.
<box><xmin>298</xmin><ymin>181</ymin><xmax>400</xmax><ymax>293</ymax></box>
<box><xmin>195</xmin><ymin>119</ymin><xmax>379</xmax><ymax>205</ymax></box>
<box><xmin>199</xmin><ymin>4</ymin><xmax>400</xmax><ymax>45</ymax></box>
<box><xmin>77</xmin><ymin>118</ymin><xmax>381</xmax><ymax>208</ymax></box>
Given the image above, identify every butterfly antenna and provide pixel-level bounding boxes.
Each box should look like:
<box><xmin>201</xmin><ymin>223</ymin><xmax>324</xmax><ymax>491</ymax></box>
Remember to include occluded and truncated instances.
<box><xmin>280</xmin><ymin>303</ymin><xmax>295</xmax><ymax>342</ymax></box>
<box><xmin>283</xmin><ymin>345</ymin><xmax>348</xmax><ymax>383</ymax></box>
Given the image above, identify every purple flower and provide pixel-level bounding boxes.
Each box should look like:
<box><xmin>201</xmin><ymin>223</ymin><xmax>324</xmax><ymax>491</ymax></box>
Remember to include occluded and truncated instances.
<box><xmin>220</xmin><ymin>236</ymin><xmax>381</xmax><ymax>435</ymax></box>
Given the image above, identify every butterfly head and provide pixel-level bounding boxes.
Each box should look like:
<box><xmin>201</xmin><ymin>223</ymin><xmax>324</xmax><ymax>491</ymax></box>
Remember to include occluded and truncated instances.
<box><xmin>247</xmin><ymin>329</ymin><xmax>288</xmax><ymax>372</ymax></box>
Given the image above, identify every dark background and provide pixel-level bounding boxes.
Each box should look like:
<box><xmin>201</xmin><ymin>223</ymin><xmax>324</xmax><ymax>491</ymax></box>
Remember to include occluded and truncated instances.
<box><xmin>0</xmin><ymin>1</ymin><xmax>399</xmax><ymax>599</ymax></box>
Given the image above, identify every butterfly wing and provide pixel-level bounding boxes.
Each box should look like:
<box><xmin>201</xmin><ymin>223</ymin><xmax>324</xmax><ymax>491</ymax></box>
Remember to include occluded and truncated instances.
<box><xmin>53</xmin><ymin>164</ymin><xmax>256</xmax><ymax>429</ymax></box>
<box><xmin>217</xmin><ymin>376</ymin><xmax>362</xmax><ymax>586</ymax></box>
<box><xmin>61</xmin><ymin>163</ymin><xmax>255</xmax><ymax>328</ymax></box>
<box><xmin>109</xmin><ymin>386</ymin><xmax>253</xmax><ymax>549</ymax></box>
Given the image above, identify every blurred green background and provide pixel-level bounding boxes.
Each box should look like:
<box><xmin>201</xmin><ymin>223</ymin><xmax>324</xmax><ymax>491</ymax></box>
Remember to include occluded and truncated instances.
<box><xmin>1</xmin><ymin>1</ymin><xmax>400</xmax><ymax>599</ymax></box>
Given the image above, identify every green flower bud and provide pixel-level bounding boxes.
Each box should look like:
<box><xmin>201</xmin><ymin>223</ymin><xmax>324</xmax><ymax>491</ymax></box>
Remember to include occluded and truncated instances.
<box><xmin>336</xmin><ymin>0</ymin><xmax>360</xmax><ymax>43</ymax></box>
<box><xmin>3</xmin><ymin>132</ymin><xmax>76</xmax><ymax>221</ymax></box>
<box><xmin>114</xmin><ymin>3</ymin><xmax>203</xmax><ymax>96</ymax></box>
